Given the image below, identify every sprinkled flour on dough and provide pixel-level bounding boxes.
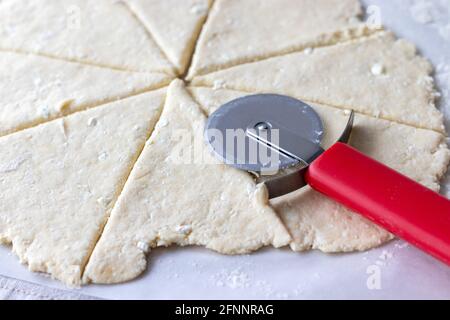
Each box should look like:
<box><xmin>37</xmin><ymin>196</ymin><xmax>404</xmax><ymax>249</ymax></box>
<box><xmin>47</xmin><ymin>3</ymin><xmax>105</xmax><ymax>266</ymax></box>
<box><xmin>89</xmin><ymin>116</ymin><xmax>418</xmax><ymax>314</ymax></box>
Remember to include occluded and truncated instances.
<box><xmin>175</xmin><ymin>225</ymin><xmax>193</xmax><ymax>235</ymax></box>
<box><xmin>0</xmin><ymin>154</ymin><xmax>30</xmax><ymax>174</ymax></box>
<box><xmin>190</xmin><ymin>2</ymin><xmax>209</xmax><ymax>15</ymax></box>
<box><xmin>137</xmin><ymin>241</ymin><xmax>150</xmax><ymax>253</ymax></box>
<box><xmin>371</xmin><ymin>63</ymin><xmax>385</xmax><ymax>75</ymax></box>
<box><xmin>213</xmin><ymin>79</ymin><xmax>226</xmax><ymax>90</ymax></box>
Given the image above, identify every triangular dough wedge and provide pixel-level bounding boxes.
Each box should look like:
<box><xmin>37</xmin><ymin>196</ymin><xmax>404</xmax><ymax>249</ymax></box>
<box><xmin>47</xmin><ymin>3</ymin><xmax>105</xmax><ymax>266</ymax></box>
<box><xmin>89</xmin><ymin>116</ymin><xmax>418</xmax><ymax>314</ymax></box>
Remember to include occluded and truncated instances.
<box><xmin>84</xmin><ymin>80</ymin><xmax>291</xmax><ymax>284</ymax></box>
<box><xmin>0</xmin><ymin>89</ymin><xmax>166</xmax><ymax>286</ymax></box>
<box><xmin>191</xmin><ymin>32</ymin><xmax>444</xmax><ymax>132</ymax></box>
<box><xmin>0</xmin><ymin>0</ymin><xmax>174</xmax><ymax>74</ymax></box>
<box><xmin>187</xmin><ymin>0</ymin><xmax>372</xmax><ymax>77</ymax></box>
<box><xmin>0</xmin><ymin>51</ymin><xmax>172</xmax><ymax>137</ymax></box>
<box><xmin>125</xmin><ymin>0</ymin><xmax>212</xmax><ymax>75</ymax></box>
<box><xmin>189</xmin><ymin>87</ymin><xmax>450</xmax><ymax>252</ymax></box>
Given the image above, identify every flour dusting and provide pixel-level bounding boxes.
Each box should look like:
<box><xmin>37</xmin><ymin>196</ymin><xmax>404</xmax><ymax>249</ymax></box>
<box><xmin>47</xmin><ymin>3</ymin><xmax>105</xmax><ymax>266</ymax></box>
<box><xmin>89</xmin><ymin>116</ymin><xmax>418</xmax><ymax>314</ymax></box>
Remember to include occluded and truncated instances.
<box><xmin>409</xmin><ymin>0</ymin><xmax>450</xmax><ymax>42</ymax></box>
<box><xmin>0</xmin><ymin>154</ymin><xmax>30</xmax><ymax>173</ymax></box>
<box><xmin>211</xmin><ymin>268</ymin><xmax>251</xmax><ymax>289</ymax></box>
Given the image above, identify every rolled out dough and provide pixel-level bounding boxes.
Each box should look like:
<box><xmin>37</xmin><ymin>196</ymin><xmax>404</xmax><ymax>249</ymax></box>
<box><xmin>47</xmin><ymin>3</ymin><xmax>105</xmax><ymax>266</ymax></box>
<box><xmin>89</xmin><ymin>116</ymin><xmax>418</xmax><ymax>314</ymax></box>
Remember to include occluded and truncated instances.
<box><xmin>188</xmin><ymin>0</ymin><xmax>372</xmax><ymax>77</ymax></box>
<box><xmin>125</xmin><ymin>0</ymin><xmax>212</xmax><ymax>75</ymax></box>
<box><xmin>189</xmin><ymin>87</ymin><xmax>450</xmax><ymax>252</ymax></box>
<box><xmin>191</xmin><ymin>32</ymin><xmax>444</xmax><ymax>132</ymax></box>
<box><xmin>0</xmin><ymin>51</ymin><xmax>172</xmax><ymax>137</ymax></box>
<box><xmin>0</xmin><ymin>0</ymin><xmax>448</xmax><ymax>286</ymax></box>
<box><xmin>83</xmin><ymin>80</ymin><xmax>292</xmax><ymax>284</ymax></box>
<box><xmin>0</xmin><ymin>89</ymin><xmax>166</xmax><ymax>286</ymax></box>
<box><xmin>0</xmin><ymin>0</ymin><xmax>174</xmax><ymax>74</ymax></box>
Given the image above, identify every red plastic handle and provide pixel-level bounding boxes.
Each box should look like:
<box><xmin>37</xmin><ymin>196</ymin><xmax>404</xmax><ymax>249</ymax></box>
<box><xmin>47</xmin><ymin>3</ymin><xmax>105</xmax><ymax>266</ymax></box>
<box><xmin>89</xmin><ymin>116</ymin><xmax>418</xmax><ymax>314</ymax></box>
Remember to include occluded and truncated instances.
<box><xmin>305</xmin><ymin>142</ymin><xmax>450</xmax><ymax>266</ymax></box>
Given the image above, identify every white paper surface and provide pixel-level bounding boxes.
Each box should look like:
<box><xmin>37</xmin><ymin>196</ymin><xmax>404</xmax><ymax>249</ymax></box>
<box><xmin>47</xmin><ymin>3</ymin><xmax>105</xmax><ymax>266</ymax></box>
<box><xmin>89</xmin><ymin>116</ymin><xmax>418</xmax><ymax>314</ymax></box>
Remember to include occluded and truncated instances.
<box><xmin>1</xmin><ymin>0</ymin><xmax>449</xmax><ymax>300</ymax></box>
<box><xmin>1</xmin><ymin>239</ymin><xmax>450</xmax><ymax>300</ymax></box>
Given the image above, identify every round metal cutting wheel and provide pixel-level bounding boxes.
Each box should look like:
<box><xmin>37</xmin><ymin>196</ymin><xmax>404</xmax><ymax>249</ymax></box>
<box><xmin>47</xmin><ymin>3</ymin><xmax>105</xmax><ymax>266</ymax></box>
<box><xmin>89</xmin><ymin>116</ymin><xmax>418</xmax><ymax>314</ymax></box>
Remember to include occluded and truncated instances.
<box><xmin>205</xmin><ymin>94</ymin><xmax>324</xmax><ymax>172</ymax></box>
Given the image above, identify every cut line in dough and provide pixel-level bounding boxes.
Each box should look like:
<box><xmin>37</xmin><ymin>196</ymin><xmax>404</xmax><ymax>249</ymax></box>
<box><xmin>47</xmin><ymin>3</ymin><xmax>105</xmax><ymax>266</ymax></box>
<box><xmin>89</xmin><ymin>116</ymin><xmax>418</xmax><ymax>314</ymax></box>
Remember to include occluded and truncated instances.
<box><xmin>191</xmin><ymin>32</ymin><xmax>444</xmax><ymax>132</ymax></box>
<box><xmin>83</xmin><ymin>80</ymin><xmax>291</xmax><ymax>284</ymax></box>
<box><xmin>125</xmin><ymin>0</ymin><xmax>213</xmax><ymax>75</ymax></box>
<box><xmin>0</xmin><ymin>0</ymin><xmax>175</xmax><ymax>74</ymax></box>
<box><xmin>0</xmin><ymin>51</ymin><xmax>172</xmax><ymax>137</ymax></box>
<box><xmin>0</xmin><ymin>89</ymin><xmax>166</xmax><ymax>286</ymax></box>
<box><xmin>189</xmin><ymin>86</ymin><xmax>450</xmax><ymax>252</ymax></box>
<box><xmin>187</xmin><ymin>0</ymin><xmax>377</xmax><ymax>78</ymax></box>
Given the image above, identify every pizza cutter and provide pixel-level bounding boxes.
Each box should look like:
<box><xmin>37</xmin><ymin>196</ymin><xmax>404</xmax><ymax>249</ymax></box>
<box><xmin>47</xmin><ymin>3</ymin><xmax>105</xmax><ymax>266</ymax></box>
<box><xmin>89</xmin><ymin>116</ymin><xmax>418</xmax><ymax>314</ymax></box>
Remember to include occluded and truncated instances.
<box><xmin>205</xmin><ymin>94</ymin><xmax>450</xmax><ymax>266</ymax></box>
